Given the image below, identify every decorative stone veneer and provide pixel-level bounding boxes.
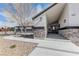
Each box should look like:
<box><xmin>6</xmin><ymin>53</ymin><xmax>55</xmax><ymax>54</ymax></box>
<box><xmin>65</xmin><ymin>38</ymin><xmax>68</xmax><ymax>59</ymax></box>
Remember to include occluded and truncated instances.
<box><xmin>59</xmin><ymin>29</ymin><xmax>79</xmax><ymax>46</ymax></box>
<box><xmin>34</xmin><ymin>29</ymin><xmax>45</xmax><ymax>39</ymax></box>
<box><xmin>59</xmin><ymin>29</ymin><xmax>79</xmax><ymax>39</ymax></box>
<box><xmin>59</xmin><ymin>29</ymin><xmax>72</xmax><ymax>39</ymax></box>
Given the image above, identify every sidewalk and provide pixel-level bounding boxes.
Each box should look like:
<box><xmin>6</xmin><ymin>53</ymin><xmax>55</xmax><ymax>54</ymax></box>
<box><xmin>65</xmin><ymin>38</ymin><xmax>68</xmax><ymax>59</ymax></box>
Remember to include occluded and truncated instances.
<box><xmin>3</xmin><ymin>35</ymin><xmax>79</xmax><ymax>56</ymax></box>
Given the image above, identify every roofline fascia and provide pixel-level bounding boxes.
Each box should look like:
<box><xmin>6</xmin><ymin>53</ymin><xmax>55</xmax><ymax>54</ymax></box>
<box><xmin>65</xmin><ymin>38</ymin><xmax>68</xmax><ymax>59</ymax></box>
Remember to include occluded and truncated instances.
<box><xmin>32</xmin><ymin>3</ymin><xmax>58</xmax><ymax>20</ymax></box>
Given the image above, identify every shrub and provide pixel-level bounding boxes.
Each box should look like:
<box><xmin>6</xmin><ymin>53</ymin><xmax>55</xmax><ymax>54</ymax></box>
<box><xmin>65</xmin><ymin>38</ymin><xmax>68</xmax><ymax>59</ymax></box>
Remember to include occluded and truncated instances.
<box><xmin>9</xmin><ymin>44</ymin><xmax>16</xmax><ymax>49</ymax></box>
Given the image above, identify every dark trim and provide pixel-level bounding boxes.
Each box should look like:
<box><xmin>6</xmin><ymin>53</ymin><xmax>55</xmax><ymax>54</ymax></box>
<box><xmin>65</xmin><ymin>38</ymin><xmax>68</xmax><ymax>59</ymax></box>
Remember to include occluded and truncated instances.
<box><xmin>32</xmin><ymin>3</ymin><xmax>58</xmax><ymax>20</ymax></box>
<box><xmin>33</xmin><ymin>27</ymin><xmax>44</xmax><ymax>29</ymax></box>
<box><xmin>20</xmin><ymin>35</ymin><xmax>34</xmax><ymax>38</ymax></box>
<box><xmin>58</xmin><ymin>26</ymin><xmax>79</xmax><ymax>30</ymax></box>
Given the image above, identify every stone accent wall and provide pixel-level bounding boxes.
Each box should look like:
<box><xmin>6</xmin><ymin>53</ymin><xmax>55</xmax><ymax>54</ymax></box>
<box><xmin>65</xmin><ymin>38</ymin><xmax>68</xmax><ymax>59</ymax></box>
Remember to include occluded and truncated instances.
<box><xmin>59</xmin><ymin>29</ymin><xmax>72</xmax><ymax>39</ymax></box>
<box><xmin>34</xmin><ymin>29</ymin><xmax>45</xmax><ymax>39</ymax></box>
<box><xmin>59</xmin><ymin>29</ymin><xmax>79</xmax><ymax>39</ymax></box>
<box><xmin>59</xmin><ymin>29</ymin><xmax>79</xmax><ymax>46</ymax></box>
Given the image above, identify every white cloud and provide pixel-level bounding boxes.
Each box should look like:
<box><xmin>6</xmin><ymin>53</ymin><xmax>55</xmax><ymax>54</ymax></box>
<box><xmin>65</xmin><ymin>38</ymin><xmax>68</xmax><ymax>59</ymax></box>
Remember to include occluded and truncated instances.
<box><xmin>0</xmin><ymin>20</ymin><xmax>18</xmax><ymax>27</ymax></box>
<box><xmin>0</xmin><ymin>12</ymin><xmax>18</xmax><ymax>27</ymax></box>
<box><xmin>0</xmin><ymin>12</ymin><xmax>7</xmax><ymax>17</ymax></box>
<box><xmin>36</xmin><ymin>4</ymin><xmax>43</xmax><ymax>13</ymax></box>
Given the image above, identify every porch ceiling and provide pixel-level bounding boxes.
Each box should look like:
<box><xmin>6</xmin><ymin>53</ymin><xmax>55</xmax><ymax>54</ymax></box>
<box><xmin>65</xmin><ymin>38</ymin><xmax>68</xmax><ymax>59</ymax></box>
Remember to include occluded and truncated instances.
<box><xmin>45</xmin><ymin>3</ymin><xmax>66</xmax><ymax>25</ymax></box>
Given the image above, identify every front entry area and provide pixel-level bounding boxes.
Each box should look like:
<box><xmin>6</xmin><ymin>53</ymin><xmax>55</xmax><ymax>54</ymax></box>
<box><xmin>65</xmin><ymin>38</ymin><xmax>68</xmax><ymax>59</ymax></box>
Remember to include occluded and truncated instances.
<box><xmin>47</xmin><ymin>23</ymin><xmax>67</xmax><ymax>40</ymax></box>
<box><xmin>47</xmin><ymin>23</ymin><xmax>60</xmax><ymax>34</ymax></box>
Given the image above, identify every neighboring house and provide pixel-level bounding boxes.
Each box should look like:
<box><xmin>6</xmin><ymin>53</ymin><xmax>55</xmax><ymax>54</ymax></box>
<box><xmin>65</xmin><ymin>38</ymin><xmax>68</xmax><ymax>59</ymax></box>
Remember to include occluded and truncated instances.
<box><xmin>15</xmin><ymin>3</ymin><xmax>79</xmax><ymax>39</ymax></box>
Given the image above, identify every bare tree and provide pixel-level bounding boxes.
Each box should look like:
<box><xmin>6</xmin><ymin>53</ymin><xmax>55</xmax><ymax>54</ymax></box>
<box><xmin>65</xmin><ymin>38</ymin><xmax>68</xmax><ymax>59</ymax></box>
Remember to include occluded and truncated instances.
<box><xmin>1</xmin><ymin>3</ymin><xmax>33</xmax><ymax>26</ymax></box>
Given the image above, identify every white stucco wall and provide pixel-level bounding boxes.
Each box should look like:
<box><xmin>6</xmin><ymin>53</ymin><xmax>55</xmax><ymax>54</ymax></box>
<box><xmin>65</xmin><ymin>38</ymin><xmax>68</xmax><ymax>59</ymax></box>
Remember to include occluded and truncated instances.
<box><xmin>58</xmin><ymin>4</ymin><xmax>69</xmax><ymax>37</ymax></box>
<box><xmin>59</xmin><ymin>4</ymin><xmax>69</xmax><ymax>28</ymax></box>
<box><xmin>33</xmin><ymin>14</ymin><xmax>47</xmax><ymax>27</ymax></box>
<box><xmin>33</xmin><ymin>14</ymin><xmax>47</xmax><ymax>38</ymax></box>
<box><xmin>69</xmin><ymin>3</ymin><xmax>79</xmax><ymax>26</ymax></box>
<box><xmin>59</xmin><ymin>3</ymin><xmax>79</xmax><ymax>27</ymax></box>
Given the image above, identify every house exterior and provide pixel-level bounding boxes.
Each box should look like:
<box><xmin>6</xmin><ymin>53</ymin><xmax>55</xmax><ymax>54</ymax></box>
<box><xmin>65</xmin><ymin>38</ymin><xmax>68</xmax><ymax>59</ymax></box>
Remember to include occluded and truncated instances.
<box><xmin>14</xmin><ymin>3</ymin><xmax>79</xmax><ymax>40</ymax></box>
<box><xmin>59</xmin><ymin>4</ymin><xmax>79</xmax><ymax>40</ymax></box>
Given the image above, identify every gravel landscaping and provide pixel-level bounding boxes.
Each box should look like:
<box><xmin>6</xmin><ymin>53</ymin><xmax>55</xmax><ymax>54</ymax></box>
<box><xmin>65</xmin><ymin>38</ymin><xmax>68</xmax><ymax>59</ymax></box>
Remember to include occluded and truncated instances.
<box><xmin>0</xmin><ymin>39</ymin><xmax>37</xmax><ymax>56</ymax></box>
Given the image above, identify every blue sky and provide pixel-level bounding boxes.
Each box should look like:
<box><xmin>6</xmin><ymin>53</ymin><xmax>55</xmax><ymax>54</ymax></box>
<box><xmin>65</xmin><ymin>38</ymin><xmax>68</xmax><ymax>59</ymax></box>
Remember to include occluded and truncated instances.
<box><xmin>0</xmin><ymin>3</ymin><xmax>7</xmax><ymax>22</ymax></box>
<box><xmin>0</xmin><ymin>3</ymin><xmax>49</xmax><ymax>27</ymax></box>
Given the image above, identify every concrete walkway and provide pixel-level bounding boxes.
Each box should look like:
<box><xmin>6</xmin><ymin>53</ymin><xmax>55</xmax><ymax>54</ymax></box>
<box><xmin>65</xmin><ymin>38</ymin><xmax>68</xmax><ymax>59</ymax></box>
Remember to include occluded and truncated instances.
<box><xmin>47</xmin><ymin>33</ymin><xmax>65</xmax><ymax>39</ymax></box>
<box><xmin>3</xmin><ymin>35</ymin><xmax>79</xmax><ymax>56</ymax></box>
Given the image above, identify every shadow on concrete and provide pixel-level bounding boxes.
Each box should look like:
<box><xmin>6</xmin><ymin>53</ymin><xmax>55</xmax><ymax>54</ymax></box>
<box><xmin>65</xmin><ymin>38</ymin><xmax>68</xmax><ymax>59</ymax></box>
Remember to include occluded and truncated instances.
<box><xmin>37</xmin><ymin>46</ymin><xmax>79</xmax><ymax>55</ymax></box>
<box><xmin>47</xmin><ymin>33</ymin><xmax>67</xmax><ymax>40</ymax></box>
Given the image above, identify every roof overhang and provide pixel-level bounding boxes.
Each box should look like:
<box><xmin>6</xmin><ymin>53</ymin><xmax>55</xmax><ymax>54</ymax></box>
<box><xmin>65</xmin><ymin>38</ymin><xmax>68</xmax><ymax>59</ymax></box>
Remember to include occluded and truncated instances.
<box><xmin>46</xmin><ymin>3</ymin><xmax>66</xmax><ymax>25</ymax></box>
<box><xmin>32</xmin><ymin>3</ymin><xmax>66</xmax><ymax>25</ymax></box>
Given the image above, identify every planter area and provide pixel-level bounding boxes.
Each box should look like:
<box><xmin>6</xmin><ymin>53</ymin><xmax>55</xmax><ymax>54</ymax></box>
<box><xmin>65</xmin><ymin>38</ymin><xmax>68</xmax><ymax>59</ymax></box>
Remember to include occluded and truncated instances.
<box><xmin>0</xmin><ymin>39</ymin><xmax>37</xmax><ymax>56</ymax></box>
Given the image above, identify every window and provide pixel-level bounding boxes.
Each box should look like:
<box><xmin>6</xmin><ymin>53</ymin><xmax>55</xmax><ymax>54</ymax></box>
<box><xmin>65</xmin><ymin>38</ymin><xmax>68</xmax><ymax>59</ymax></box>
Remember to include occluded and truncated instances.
<box><xmin>72</xmin><ymin>14</ymin><xmax>76</xmax><ymax>16</ymax></box>
<box><xmin>64</xmin><ymin>19</ymin><xmax>66</xmax><ymax>23</ymax></box>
